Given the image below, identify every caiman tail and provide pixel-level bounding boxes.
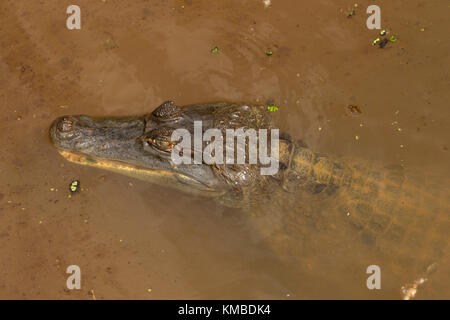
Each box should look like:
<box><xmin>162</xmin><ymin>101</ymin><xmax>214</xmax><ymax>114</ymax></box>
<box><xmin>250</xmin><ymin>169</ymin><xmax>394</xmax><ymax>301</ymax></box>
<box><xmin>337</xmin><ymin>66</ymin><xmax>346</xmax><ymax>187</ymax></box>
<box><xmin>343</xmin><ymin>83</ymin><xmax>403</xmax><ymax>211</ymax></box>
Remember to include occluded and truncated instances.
<box><xmin>247</xmin><ymin>140</ymin><xmax>450</xmax><ymax>298</ymax></box>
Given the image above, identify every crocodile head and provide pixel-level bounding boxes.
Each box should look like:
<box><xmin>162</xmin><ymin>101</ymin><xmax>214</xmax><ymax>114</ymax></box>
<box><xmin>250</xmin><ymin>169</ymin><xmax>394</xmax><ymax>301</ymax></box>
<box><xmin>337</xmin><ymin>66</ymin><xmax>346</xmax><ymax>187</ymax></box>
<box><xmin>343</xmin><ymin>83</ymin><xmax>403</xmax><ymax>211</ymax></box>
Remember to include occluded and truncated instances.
<box><xmin>49</xmin><ymin>101</ymin><xmax>280</xmax><ymax>198</ymax></box>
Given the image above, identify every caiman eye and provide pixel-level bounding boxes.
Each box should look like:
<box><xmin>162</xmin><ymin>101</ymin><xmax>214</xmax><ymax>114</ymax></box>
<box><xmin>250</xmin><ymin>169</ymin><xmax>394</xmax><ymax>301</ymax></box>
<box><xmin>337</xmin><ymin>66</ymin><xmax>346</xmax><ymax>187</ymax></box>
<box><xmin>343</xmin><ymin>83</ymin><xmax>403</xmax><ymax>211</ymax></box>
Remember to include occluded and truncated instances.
<box><xmin>143</xmin><ymin>127</ymin><xmax>177</xmax><ymax>152</ymax></box>
<box><xmin>147</xmin><ymin>137</ymin><xmax>175</xmax><ymax>151</ymax></box>
<box><xmin>152</xmin><ymin>101</ymin><xmax>181</xmax><ymax>121</ymax></box>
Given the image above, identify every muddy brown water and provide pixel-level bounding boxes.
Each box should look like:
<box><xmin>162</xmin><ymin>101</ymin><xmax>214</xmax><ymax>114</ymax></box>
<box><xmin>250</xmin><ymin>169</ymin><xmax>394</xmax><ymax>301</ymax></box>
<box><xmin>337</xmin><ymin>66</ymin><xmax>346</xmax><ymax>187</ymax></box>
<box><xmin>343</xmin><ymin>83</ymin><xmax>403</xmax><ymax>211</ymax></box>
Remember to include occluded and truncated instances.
<box><xmin>0</xmin><ymin>0</ymin><xmax>449</xmax><ymax>299</ymax></box>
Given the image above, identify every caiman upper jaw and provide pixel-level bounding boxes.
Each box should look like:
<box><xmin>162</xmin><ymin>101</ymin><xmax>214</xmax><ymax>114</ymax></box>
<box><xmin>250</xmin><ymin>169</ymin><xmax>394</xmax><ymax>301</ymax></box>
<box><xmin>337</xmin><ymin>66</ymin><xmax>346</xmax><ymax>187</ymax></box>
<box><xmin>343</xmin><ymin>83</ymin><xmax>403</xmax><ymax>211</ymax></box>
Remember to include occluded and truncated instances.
<box><xmin>49</xmin><ymin>114</ymin><xmax>145</xmax><ymax>153</ymax></box>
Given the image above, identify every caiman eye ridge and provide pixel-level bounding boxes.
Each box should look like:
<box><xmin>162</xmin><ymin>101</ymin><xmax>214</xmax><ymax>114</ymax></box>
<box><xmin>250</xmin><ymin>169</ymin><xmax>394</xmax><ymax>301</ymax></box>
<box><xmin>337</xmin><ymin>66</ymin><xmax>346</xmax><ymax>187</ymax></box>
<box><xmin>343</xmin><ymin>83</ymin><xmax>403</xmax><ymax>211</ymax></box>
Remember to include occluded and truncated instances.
<box><xmin>152</xmin><ymin>101</ymin><xmax>181</xmax><ymax>121</ymax></box>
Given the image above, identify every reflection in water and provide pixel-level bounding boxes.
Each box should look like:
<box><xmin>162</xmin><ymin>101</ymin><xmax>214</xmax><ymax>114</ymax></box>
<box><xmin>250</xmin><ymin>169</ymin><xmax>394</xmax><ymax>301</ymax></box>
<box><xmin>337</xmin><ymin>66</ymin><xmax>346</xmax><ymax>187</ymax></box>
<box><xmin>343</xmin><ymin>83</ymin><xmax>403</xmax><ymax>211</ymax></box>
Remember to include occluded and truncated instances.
<box><xmin>0</xmin><ymin>0</ymin><xmax>449</xmax><ymax>299</ymax></box>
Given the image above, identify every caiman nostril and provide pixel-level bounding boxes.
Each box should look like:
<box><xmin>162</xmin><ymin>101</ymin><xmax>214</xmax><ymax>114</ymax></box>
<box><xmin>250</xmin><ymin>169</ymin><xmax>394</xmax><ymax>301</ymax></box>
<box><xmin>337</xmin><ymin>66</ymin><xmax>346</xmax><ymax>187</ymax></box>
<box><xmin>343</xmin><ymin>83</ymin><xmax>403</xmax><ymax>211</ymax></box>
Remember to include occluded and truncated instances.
<box><xmin>58</xmin><ymin>117</ymin><xmax>74</xmax><ymax>132</ymax></box>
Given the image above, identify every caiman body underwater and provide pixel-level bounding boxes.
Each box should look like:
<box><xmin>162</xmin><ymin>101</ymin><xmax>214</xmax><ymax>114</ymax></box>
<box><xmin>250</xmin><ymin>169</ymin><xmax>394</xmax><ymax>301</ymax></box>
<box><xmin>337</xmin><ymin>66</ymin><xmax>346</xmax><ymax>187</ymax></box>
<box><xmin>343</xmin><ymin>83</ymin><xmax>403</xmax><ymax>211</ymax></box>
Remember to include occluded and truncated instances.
<box><xmin>49</xmin><ymin>101</ymin><xmax>450</xmax><ymax>298</ymax></box>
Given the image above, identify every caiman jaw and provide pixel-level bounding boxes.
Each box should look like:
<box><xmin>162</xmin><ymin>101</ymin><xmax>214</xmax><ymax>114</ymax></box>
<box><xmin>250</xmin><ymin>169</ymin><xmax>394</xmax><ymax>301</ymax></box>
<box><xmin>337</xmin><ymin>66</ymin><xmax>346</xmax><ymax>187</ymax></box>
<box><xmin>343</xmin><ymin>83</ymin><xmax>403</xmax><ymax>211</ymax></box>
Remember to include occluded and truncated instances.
<box><xmin>56</xmin><ymin>149</ymin><xmax>178</xmax><ymax>181</ymax></box>
<box><xmin>56</xmin><ymin>149</ymin><xmax>219</xmax><ymax>193</ymax></box>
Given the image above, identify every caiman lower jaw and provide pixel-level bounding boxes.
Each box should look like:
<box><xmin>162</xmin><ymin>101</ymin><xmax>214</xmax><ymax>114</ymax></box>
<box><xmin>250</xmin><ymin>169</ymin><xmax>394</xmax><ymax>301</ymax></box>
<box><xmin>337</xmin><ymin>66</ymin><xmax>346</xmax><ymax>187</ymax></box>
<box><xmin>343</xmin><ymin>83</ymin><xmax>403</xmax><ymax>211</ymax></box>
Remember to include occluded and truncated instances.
<box><xmin>56</xmin><ymin>149</ymin><xmax>223</xmax><ymax>195</ymax></box>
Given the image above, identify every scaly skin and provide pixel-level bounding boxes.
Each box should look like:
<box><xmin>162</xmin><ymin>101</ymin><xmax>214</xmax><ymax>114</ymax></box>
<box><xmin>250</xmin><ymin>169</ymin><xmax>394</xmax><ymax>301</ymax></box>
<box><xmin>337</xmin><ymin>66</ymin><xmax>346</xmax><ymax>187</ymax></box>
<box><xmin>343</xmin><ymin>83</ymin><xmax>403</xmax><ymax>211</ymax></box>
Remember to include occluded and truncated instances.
<box><xmin>246</xmin><ymin>140</ymin><xmax>449</xmax><ymax>296</ymax></box>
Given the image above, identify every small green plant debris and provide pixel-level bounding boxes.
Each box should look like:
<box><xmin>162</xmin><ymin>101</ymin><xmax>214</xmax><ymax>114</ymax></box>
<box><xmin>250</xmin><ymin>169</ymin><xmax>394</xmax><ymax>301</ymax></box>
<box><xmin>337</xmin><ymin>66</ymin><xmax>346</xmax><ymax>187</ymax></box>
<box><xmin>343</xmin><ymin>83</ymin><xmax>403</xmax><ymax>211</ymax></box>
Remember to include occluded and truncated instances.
<box><xmin>69</xmin><ymin>180</ymin><xmax>80</xmax><ymax>194</ymax></box>
<box><xmin>372</xmin><ymin>30</ymin><xmax>397</xmax><ymax>48</ymax></box>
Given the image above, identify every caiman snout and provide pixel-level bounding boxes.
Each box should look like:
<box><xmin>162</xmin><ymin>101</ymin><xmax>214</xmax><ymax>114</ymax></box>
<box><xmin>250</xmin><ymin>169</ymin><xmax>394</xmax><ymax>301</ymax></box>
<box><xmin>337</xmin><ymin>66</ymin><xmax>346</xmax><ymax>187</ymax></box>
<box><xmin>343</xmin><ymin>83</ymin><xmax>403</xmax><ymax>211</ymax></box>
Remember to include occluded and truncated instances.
<box><xmin>49</xmin><ymin>114</ymin><xmax>145</xmax><ymax>153</ymax></box>
<box><xmin>49</xmin><ymin>108</ymin><xmax>226</xmax><ymax>195</ymax></box>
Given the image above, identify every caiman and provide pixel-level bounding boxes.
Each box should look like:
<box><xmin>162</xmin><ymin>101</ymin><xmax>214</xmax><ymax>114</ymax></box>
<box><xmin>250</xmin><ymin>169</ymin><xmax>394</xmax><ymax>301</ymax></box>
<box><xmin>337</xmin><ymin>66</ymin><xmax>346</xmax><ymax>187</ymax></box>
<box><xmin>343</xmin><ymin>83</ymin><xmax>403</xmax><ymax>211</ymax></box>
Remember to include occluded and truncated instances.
<box><xmin>49</xmin><ymin>101</ymin><xmax>450</xmax><ymax>299</ymax></box>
